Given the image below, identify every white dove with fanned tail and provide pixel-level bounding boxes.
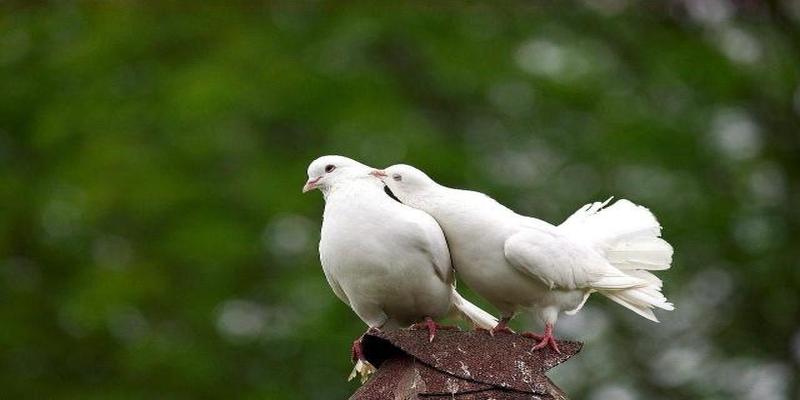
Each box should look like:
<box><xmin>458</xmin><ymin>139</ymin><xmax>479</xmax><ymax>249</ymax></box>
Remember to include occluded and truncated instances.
<box><xmin>377</xmin><ymin>164</ymin><xmax>673</xmax><ymax>353</ymax></box>
<box><xmin>302</xmin><ymin>156</ymin><xmax>497</xmax><ymax>381</ymax></box>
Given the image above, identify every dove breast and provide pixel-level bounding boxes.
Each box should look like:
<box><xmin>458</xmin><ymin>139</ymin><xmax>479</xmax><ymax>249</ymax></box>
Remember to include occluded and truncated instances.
<box><xmin>319</xmin><ymin>179</ymin><xmax>452</xmax><ymax>328</ymax></box>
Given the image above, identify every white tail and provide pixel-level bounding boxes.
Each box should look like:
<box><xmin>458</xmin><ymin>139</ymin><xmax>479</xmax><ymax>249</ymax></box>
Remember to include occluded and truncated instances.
<box><xmin>450</xmin><ymin>288</ymin><xmax>498</xmax><ymax>329</ymax></box>
<box><xmin>561</xmin><ymin>198</ymin><xmax>674</xmax><ymax>321</ymax></box>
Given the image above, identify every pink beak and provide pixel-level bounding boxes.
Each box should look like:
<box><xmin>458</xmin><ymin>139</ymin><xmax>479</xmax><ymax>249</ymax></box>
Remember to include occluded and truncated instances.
<box><xmin>302</xmin><ymin>176</ymin><xmax>321</xmax><ymax>193</ymax></box>
<box><xmin>370</xmin><ymin>169</ymin><xmax>388</xmax><ymax>178</ymax></box>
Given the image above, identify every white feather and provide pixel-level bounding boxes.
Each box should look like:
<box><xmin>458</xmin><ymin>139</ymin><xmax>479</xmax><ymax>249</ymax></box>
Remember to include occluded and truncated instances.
<box><xmin>381</xmin><ymin>164</ymin><xmax>674</xmax><ymax>330</ymax></box>
<box><xmin>450</xmin><ymin>289</ymin><xmax>498</xmax><ymax>329</ymax></box>
<box><xmin>312</xmin><ymin>156</ymin><xmax>496</xmax><ymax>331</ymax></box>
<box><xmin>561</xmin><ymin>198</ymin><xmax>674</xmax><ymax>321</ymax></box>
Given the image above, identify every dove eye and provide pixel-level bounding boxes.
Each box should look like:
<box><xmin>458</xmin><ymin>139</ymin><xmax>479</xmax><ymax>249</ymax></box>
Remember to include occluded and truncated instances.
<box><xmin>324</xmin><ymin>165</ymin><xmax>336</xmax><ymax>173</ymax></box>
<box><xmin>392</xmin><ymin>174</ymin><xmax>402</xmax><ymax>182</ymax></box>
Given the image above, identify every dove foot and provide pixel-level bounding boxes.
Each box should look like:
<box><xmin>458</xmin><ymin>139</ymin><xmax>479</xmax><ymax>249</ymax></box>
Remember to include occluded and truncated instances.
<box><xmin>521</xmin><ymin>322</ymin><xmax>560</xmax><ymax>353</ymax></box>
<box><xmin>350</xmin><ymin>327</ymin><xmax>382</xmax><ymax>362</ymax></box>
<box><xmin>409</xmin><ymin>316</ymin><xmax>456</xmax><ymax>342</ymax></box>
<box><xmin>348</xmin><ymin>333</ymin><xmax>377</xmax><ymax>383</ymax></box>
<box><xmin>489</xmin><ymin>316</ymin><xmax>515</xmax><ymax>336</ymax></box>
<box><xmin>350</xmin><ymin>336</ymin><xmax>365</xmax><ymax>363</ymax></box>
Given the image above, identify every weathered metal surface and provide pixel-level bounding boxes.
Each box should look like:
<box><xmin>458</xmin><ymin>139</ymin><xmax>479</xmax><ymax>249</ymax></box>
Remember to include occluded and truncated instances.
<box><xmin>350</xmin><ymin>329</ymin><xmax>581</xmax><ymax>399</ymax></box>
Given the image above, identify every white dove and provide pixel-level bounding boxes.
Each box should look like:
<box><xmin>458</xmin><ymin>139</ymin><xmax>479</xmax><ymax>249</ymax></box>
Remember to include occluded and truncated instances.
<box><xmin>302</xmin><ymin>155</ymin><xmax>497</xmax><ymax>379</ymax></box>
<box><xmin>375</xmin><ymin>164</ymin><xmax>674</xmax><ymax>353</ymax></box>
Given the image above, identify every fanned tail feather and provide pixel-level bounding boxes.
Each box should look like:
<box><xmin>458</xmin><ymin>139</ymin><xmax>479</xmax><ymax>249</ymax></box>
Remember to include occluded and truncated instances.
<box><xmin>602</xmin><ymin>286</ymin><xmax>674</xmax><ymax>322</ymax></box>
<box><xmin>561</xmin><ymin>198</ymin><xmax>674</xmax><ymax>321</ymax></box>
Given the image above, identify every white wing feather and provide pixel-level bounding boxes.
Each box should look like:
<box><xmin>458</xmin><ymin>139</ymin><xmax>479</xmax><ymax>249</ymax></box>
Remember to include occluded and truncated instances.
<box><xmin>503</xmin><ymin>228</ymin><xmax>648</xmax><ymax>290</ymax></box>
<box><xmin>410</xmin><ymin>211</ymin><xmax>454</xmax><ymax>285</ymax></box>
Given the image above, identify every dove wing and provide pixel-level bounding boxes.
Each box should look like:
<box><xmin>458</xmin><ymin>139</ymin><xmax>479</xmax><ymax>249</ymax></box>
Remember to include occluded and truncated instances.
<box><xmin>503</xmin><ymin>228</ymin><xmax>647</xmax><ymax>290</ymax></box>
<box><xmin>406</xmin><ymin>209</ymin><xmax>454</xmax><ymax>285</ymax></box>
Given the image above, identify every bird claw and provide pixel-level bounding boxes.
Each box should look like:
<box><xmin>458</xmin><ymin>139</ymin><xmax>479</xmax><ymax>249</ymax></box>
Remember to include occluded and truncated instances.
<box><xmin>348</xmin><ymin>333</ymin><xmax>377</xmax><ymax>383</ymax></box>
<box><xmin>522</xmin><ymin>323</ymin><xmax>560</xmax><ymax>353</ymax></box>
<box><xmin>410</xmin><ymin>316</ymin><xmax>456</xmax><ymax>342</ymax></box>
<box><xmin>531</xmin><ymin>334</ymin><xmax>560</xmax><ymax>353</ymax></box>
<box><xmin>350</xmin><ymin>337</ymin><xmax>365</xmax><ymax>363</ymax></box>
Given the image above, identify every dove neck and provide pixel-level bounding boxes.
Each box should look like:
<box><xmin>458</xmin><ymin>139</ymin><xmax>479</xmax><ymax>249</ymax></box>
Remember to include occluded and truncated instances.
<box><xmin>417</xmin><ymin>186</ymin><xmax>519</xmax><ymax>227</ymax></box>
<box><xmin>322</xmin><ymin>176</ymin><xmax>386</xmax><ymax>203</ymax></box>
<box><xmin>398</xmin><ymin>185</ymin><xmax>451</xmax><ymax>214</ymax></box>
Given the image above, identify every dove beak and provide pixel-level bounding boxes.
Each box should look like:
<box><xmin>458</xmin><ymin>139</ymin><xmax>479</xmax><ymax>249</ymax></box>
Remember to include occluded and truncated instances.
<box><xmin>369</xmin><ymin>170</ymin><xmax>388</xmax><ymax>179</ymax></box>
<box><xmin>302</xmin><ymin>177</ymin><xmax>321</xmax><ymax>193</ymax></box>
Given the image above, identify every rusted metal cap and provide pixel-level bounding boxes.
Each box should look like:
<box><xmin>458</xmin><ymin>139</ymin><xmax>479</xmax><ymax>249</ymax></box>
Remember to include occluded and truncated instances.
<box><xmin>350</xmin><ymin>329</ymin><xmax>581</xmax><ymax>399</ymax></box>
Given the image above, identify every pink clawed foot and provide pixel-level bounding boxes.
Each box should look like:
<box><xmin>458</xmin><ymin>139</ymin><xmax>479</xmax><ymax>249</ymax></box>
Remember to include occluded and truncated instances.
<box><xmin>350</xmin><ymin>327</ymin><xmax>380</xmax><ymax>363</ymax></box>
<box><xmin>490</xmin><ymin>316</ymin><xmax>515</xmax><ymax>336</ymax></box>
<box><xmin>350</xmin><ymin>336</ymin><xmax>366</xmax><ymax>363</ymax></box>
<box><xmin>521</xmin><ymin>322</ymin><xmax>560</xmax><ymax>353</ymax></box>
<box><xmin>348</xmin><ymin>330</ymin><xmax>378</xmax><ymax>382</ymax></box>
<box><xmin>410</xmin><ymin>316</ymin><xmax>456</xmax><ymax>342</ymax></box>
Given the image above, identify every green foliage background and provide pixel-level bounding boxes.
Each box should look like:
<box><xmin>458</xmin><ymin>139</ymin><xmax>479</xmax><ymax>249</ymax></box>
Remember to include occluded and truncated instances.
<box><xmin>1</xmin><ymin>2</ymin><xmax>798</xmax><ymax>399</ymax></box>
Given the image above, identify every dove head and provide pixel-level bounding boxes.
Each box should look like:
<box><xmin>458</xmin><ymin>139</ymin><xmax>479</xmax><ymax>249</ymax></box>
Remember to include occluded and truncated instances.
<box><xmin>303</xmin><ymin>155</ymin><xmax>373</xmax><ymax>194</ymax></box>
<box><xmin>375</xmin><ymin>164</ymin><xmax>438</xmax><ymax>207</ymax></box>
